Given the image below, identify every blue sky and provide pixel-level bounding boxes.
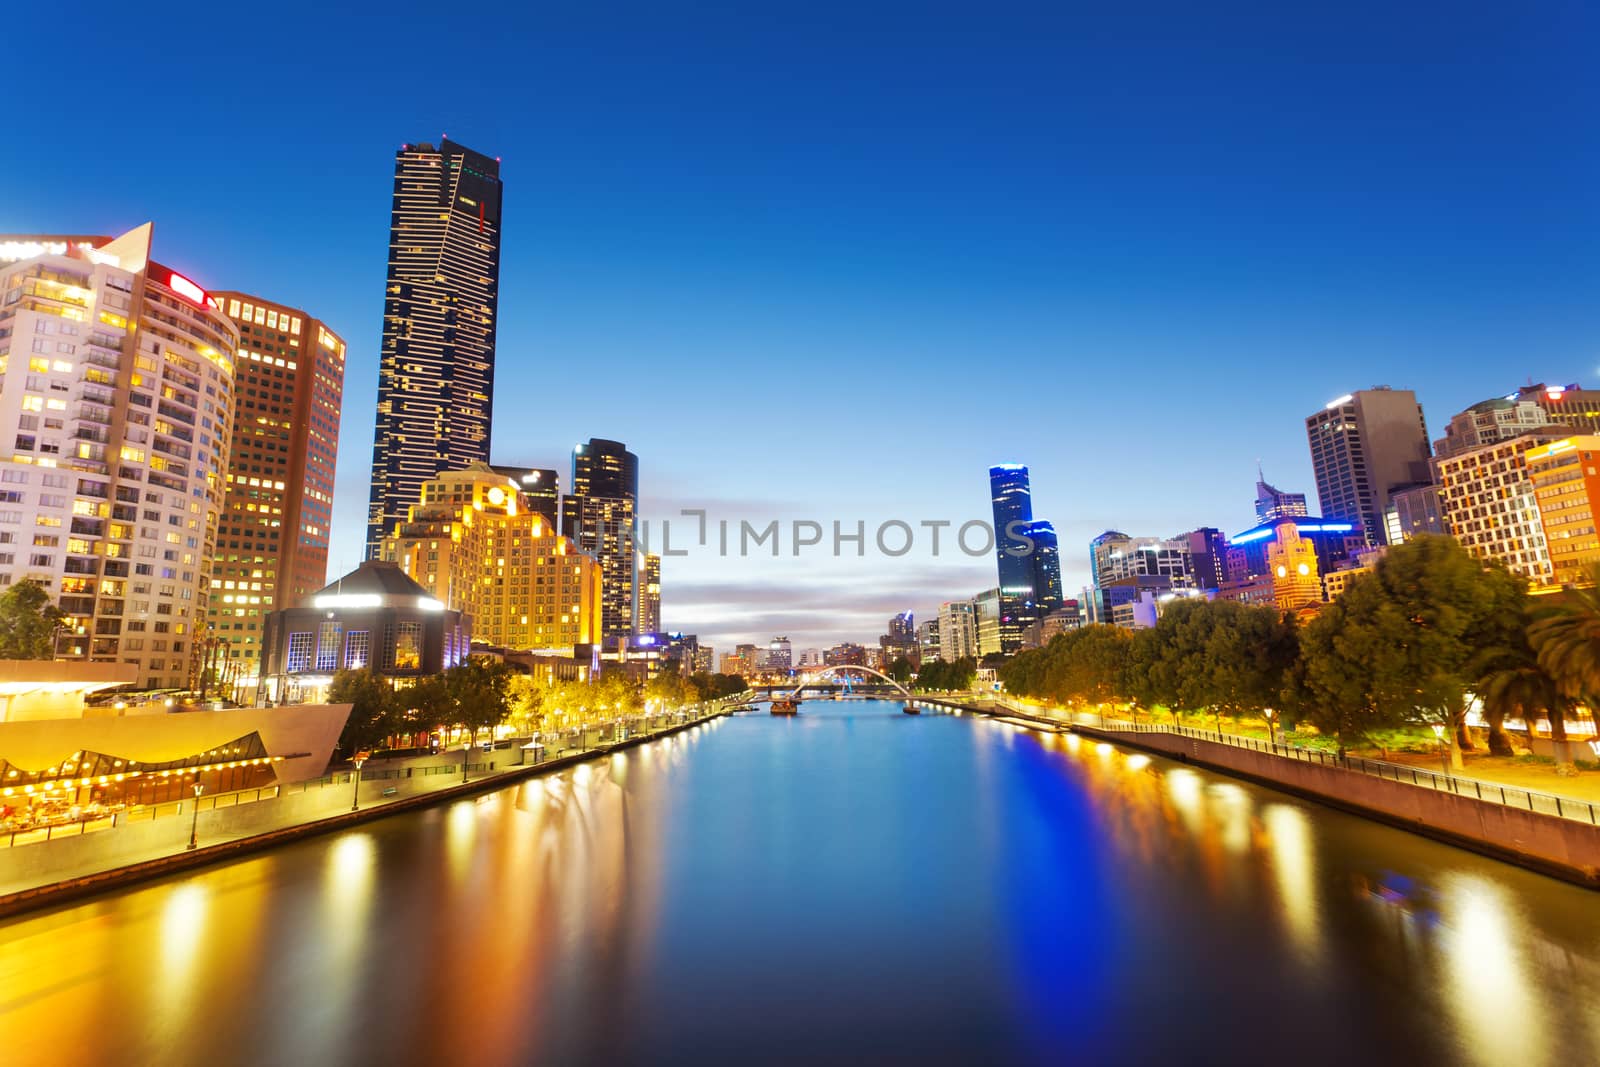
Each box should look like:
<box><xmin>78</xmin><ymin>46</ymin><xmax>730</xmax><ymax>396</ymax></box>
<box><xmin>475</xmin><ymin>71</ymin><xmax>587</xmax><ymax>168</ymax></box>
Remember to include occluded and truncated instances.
<box><xmin>4</xmin><ymin>3</ymin><xmax>1597</xmax><ymax>653</ymax></box>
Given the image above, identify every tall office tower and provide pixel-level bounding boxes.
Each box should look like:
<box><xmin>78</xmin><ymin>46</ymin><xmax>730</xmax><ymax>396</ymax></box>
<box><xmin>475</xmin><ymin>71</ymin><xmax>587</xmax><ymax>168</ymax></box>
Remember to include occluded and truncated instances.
<box><xmin>1434</xmin><ymin>397</ymin><xmax>1552</xmax><ymax>460</ymax></box>
<box><xmin>564</xmin><ymin>438</ymin><xmax>639</xmax><ymax>638</ymax></box>
<box><xmin>1435</xmin><ymin>431</ymin><xmax>1565</xmax><ymax>584</ymax></box>
<box><xmin>937</xmin><ymin>601</ymin><xmax>979</xmax><ymax>661</ymax></box>
<box><xmin>365</xmin><ymin>138</ymin><xmax>503</xmax><ymax>558</ymax></box>
<box><xmin>766</xmin><ymin>636</ymin><xmax>792</xmax><ymax>671</ymax></box>
<box><xmin>1254</xmin><ymin>471</ymin><xmax>1309</xmax><ymax>523</ymax></box>
<box><xmin>0</xmin><ymin>226</ymin><xmax>236</xmax><ymax>690</ymax></box>
<box><xmin>1182</xmin><ymin>527</ymin><xmax>1230</xmax><ymax>590</ymax></box>
<box><xmin>971</xmin><ymin>588</ymin><xmax>1003</xmax><ymax>656</ymax></box>
<box><xmin>1527</xmin><ymin>435</ymin><xmax>1600</xmax><ymax>585</ymax></box>
<box><xmin>638</xmin><ymin>553</ymin><xmax>662</xmax><ymax>634</ymax></box>
<box><xmin>988</xmin><ymin>465</ymin><xmax>1038</xmax><ymax>652</ymax></box>
<box><xmin>1305</xmin><ymin>387</ymin><xmax>1432</xmax><ymax>545</ymax></box>
<box><xmin>880</xmin><ymin>610</ymin><xmax>917</xmax><ymax>664</ymax></box>
<box><xmin>380</xmin><ymin>464</ymin><xmax>600</xmax><ymax>649</ymax></box>
<box><xmin>1027</xmin><ymin>520</ymin><xmax>1064</xmax><ymax>613</ymax></box>
<box><xmin>207</xmin><ymin>292</ymin><xmax>345</xmax><ymax>693</ymax></box>
<box><xmin>489</xmin><ymin>464</ymin><xmax>558</xmax><ymax>525</ymax></box>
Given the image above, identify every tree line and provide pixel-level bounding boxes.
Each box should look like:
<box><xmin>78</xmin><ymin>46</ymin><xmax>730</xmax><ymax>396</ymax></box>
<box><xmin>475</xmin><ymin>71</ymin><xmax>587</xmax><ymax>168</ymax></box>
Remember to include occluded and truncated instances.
<box><xmin>999</xmin><ymin>535</ymin><xmax>1600</xmax><ymax>774</ymax></box>
<box><xmin>329</xmin><ymin>661</ymin><xmax>744</xmax><ymax>757</ymax></box>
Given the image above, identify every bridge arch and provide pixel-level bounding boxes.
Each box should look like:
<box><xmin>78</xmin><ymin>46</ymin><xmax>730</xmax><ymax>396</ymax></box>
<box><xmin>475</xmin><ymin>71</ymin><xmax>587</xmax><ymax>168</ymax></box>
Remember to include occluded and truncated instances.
<box><xmin>787</xmin><ymin>664</ymin><xmax>912</xmax><ymax>699</ymax></box>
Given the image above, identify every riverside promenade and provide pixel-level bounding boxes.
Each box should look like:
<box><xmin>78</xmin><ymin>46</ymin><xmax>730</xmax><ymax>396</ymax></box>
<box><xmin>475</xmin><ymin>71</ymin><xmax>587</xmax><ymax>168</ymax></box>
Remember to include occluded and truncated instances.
<box><xmin>0</xmin><ymin>703</ymin><xmax>737</xmax><ymax>917</ymax></box>
<box><xmin>915</xmin><ymin>694</ymin><xmax>1600</xmax><ymax>887</ymax></box>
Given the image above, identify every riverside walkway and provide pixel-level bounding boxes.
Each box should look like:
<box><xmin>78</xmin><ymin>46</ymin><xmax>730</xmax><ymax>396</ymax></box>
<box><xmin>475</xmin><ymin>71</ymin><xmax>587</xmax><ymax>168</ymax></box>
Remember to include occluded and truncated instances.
<box><xmin>0</xmin><ymin>702</ymin><xmax>737</xmax><ymax>915</ymax></box>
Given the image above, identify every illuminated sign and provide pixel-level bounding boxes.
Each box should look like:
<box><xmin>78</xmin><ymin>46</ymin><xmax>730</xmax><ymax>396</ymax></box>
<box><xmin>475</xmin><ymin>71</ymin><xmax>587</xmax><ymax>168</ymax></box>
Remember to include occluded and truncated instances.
<box><xmin>1324</xmin><ymin>394</ymin><xmax>1354</xmax><ymax>409</ymax></box>
<box><xmin>166</xmin><ymin>270</ymin><xmax>207</xmax><ymax>306</ymax></box>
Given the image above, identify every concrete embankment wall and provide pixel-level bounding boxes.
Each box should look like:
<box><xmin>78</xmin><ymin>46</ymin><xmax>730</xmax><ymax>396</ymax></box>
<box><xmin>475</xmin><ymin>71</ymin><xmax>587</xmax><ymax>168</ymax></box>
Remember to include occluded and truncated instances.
<box><xmin>1070</xmin><ymin>723</ymin><xmax>1600</xmax><ymax>888</ymax></box>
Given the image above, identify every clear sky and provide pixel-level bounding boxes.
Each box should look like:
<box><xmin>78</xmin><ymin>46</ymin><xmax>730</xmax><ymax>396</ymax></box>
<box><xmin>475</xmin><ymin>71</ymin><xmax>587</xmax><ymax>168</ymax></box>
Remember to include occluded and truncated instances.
<box><xmin>4</xmin><ymin>3</ymin><xmax>1596</xmax><ymax>654</ymax></box>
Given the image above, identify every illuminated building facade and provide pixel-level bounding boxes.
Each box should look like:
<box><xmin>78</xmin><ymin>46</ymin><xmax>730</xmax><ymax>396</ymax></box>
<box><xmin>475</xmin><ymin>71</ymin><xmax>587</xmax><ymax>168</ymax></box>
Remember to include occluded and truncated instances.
<box><xmin>1265</xmin><ymin>523</ymin><xmax>1322</xmax><ymax>610</ymax></box>
<box><xmin>564</xmin><ymin>438</ymin><xmax>639</xmax><ymax>638</ymax></box>
<box><xmin>1305</xmin><ymin>387</ymin><xmax>1432</xmax><ymax>545</ymax></box>
<box><xmin>938</xmin><ymin>601</ymin><xmax>978</xmax><ymax>661</ymax></box>
<box><xmin>380</xmin><ymin>464</ymin><xmax>601</xmax><ymax>650</ymax></box>
<box><xmin>988</xmin><ymin>465</ymin><xmax>1037</xmax><ymax>651</ymax></box>
<box><xmin>261</xmin><ymin>560</ymin><xmax>468</xmax><ymax>699</ymax></box>
<box><xmin>1434</xmin><ymin>396</ymin><xmax>1552</xmax><ymax>459</ymax></box>
<box><xmin>366</xmin><ymin>139</ymin><xmax>503</xmax><ymax>558</ymax></box>
<box><xmin>972</xmin><ymin>587</ymin><xmax>1003</xmax><ymax>656</ymax></box>
<box><xmin>1254</xmin><ymin>472</ymin><xmax>1309</xmax><ymax>523</ymax></box>
<box><xmin>1526</xmin><ymin>435</ymin><xmax>1600</xmax><ymax>586</ymax></box>
<box><xmin>639</xmin><ymin>553</ymin><xmax>662</xmax><ymax>634</ymax></box>
<box><xmin>917</xmin><ymin>618</ymin><xmax>941</xmax><ymax>664</ymax></box>
<box><xmin>0</xmin><ymin>226</ymin><xmax>237</xmax><ymax>690</ymax></box>
<box><xmin>206</xmin><ymin>292</ymin><xmax>345</xmax><ymax>694</ymax></box>
<box><xmin>1435</xmin><ymin>432</ymin><xmax>1561</xmax><ymax>583</ymax></box>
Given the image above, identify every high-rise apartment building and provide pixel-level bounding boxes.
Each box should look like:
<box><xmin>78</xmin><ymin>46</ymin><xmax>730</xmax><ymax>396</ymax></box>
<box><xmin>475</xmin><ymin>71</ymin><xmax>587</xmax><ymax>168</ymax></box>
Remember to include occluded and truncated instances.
<box><xmin>971</xmin><ymin>587</ymin><xmax>1003</xmax><ymax>657</ymax></box>
<box><xmin>1027</xmin><ymin>520</ymin><xmax>1064</xmax><ymax>614</ymax></box>
<box><xmin>1090</xmin><ymin>530</ymin><xmax>1196</xmax><ymax>589</ymax></box>
<box><xmin>638</xmin><ymin>553</ymin><xmax>662</xmax><ymax>634</ymax></box>
<box><xmin>207</xmin><ymin>291</ymin><xmax>345</xmax><ymax>692</ymax></box>
<box><xmin>380</xmin><ymin>464</ymin><xmax>600</xmax><ymax>650</ymax></box>
<box><xmin>1526</xmin><ymin>436</ymin><xmax>1600</xmax><ymax>586</ymax></box>
<box><xmin>0</xmin><ymin>227</ymin><xmax>236</xmax><ymax>690</ymax></box>
<box><xmin>1182</xmin><ymin>527</ymin><xmax>1230</xmax><ymax>590</ymax></box>
<box><xmin>916</xmin><ymin>618</ymin><xmax>941</xmax><ymax>664</ymax></box>
<box><xmin>366</xmin><ymin>138</ymin><xmax>503</xmax><ymax>558</ymax></box>
<box><xmin>564</xmin><ymin>438</ymin><xmax>639</xmax><ymax>638</ymax></box>
<box><xmin>1434</xmin><ymin>397</ymin><xmax>1552</xmax><ymax>460</ymax></box>
<box><xmin>1435</xmin><ymin>432</ymin><xmax>1563</xmax><ymax>583</ymax></box>
<box><xmin>765</xmin><ymin>636</ymin><xmax>793</xmax><ymax>671</ymax></box>
<box><xmin>1305</xmin><ymin>387</ymin><xmax>1432</xmax><ymax>545</ymax></box>
<box><xmin>937</xmin><ymin>601</ymin><xmax>978</xmax><ymax>661</ymax></box>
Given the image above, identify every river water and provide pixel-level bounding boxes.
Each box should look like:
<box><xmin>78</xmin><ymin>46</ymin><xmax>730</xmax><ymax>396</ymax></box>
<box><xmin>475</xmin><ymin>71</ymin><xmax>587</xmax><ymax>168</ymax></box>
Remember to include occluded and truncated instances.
<box><xmin>1</xmin><ymin>700</ymin><xmax>1597</xmax><ymax>1066</ymax></box>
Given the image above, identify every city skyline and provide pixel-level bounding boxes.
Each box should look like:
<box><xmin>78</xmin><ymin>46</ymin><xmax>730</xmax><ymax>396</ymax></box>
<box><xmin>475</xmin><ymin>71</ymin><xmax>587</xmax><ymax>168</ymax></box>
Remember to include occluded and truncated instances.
<box><xmin>3</xmin><ymin>6</ymin><xmax>1595</xmax><ymax>653</ymax></box>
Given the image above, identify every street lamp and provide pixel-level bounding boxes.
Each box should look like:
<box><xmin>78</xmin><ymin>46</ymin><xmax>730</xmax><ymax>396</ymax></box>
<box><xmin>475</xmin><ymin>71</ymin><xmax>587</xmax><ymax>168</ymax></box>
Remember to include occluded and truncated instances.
<box><xmin>350</xmin><ymin>752</ymin><xmax>369</xmax><ymax>812</ymax></box>
<box><xmin>1263</xmin><ymin>708</ymin><xmax>1279</xmax><ymax>748</ymax></box>
<box><xmin>186</xmin><ymin>781</ymin><xmax>205</xmax><ymax>850</ymax></box>
<box><xmin>461</xmin><ymin>739</ymin><xmax>472</xmax><ymax>784</ymax></box>
<box><xmin>1430</xmin><ymin>722</ymin><xmax>1449</xmax><ymax>776</ymax></box>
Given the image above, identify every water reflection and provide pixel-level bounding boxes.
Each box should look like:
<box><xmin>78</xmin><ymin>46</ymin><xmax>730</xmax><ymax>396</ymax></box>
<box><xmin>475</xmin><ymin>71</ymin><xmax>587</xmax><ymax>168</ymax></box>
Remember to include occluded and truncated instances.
<box><xmin>0</xmin><ymin>703</ymin><xmax>1596</xmax><ymax>1067</ymax></box>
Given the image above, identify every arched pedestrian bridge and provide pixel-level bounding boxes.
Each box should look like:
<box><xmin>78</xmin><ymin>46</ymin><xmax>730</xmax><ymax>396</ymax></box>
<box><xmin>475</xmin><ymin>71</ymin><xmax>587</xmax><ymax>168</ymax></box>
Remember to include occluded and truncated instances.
<box><xmin>785</xmin><ymin>665</ymin><xmax>913</xmax><ymax>700</ymax></box>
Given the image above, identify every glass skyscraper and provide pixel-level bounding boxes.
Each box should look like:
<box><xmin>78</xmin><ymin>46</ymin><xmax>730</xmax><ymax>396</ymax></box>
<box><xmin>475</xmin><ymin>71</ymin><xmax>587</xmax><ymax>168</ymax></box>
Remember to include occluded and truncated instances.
<box><xmin>988</xmin><ymin>465</ymin><xmax>1038</xmax><ymax>653</ymax></box>
<box><xmin>365</xmin><ymin>138</ymin><xmax>503</xmax><ymax>557</ymax></box>
<box><xmin>564</xmin><ymin>438</ymin><xmax>640</xmax><ymax>640</ymax></box>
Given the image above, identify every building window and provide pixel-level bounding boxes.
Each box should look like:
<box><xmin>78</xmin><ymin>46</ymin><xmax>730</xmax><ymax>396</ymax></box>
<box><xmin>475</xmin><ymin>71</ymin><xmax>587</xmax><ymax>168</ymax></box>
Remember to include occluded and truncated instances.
<box><xmin>394</xmin><ymin>621</ymin><xmax>422</xmax><ymax>670</ymax></box>
<box><xmin>316</xmin><ymin>619</ymin><xmax>341</xmax><ymax>671</ymax></box>
<box><xmin>344</xmin><ymin>630</ymin><xmax>370</xmax><ymax>670</ymax></box>
<box><xmin>286</xmin><ymin>631</ymin><xmax>314</xmax><ymax>672</ymax></box>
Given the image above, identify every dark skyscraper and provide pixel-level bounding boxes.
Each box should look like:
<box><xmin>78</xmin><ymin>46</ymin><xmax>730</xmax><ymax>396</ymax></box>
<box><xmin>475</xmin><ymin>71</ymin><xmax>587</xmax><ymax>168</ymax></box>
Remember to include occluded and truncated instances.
<box><xmin>989</xmin><ymin>465</ymin><xmax>1038</xmax><ymax>653</ymax></box>
<box><xmin>365</xmin><ymin>138</ymin><xmax>504</xmax><ymax>557</ymax></box>
<box><xmin>565</xmin><ymin>439</ymin><xmax>640</xmax><ymax>640</ymax></box>
<box><xmin>1026</xmin><ymin>520</ymin><xmax>1064</xmax><ymax>614</ymax></box>
<box><xmin>490</xmin><ymin>464</ymin><xmax>559</xmax><ymax>526</ymax></box>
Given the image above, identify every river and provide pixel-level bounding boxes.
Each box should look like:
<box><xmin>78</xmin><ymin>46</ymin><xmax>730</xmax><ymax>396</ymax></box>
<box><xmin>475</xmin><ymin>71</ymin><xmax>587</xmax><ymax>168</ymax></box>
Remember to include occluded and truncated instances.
<box><xmin>1</xmin><ymin>700</ymin><xmax>1597</xmax><ymax>1065</ymax></box>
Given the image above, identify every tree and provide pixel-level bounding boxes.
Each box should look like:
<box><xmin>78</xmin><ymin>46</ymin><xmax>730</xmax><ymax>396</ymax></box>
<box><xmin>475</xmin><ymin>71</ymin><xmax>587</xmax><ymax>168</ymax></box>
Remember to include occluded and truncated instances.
<box><xmin>507</xmin><ymin>674</ymin><xmax>546</xmax><ymax>735</ymax></box>
<box><xmin>1356</xmin><ymin>536</ymin><xmax>1527</xmax><ymax>769</ymax></box>
<box><xmin>1474</xmin><ymin>638</ymin><xmax>1562</xmax><ymax>759</ymax></box>
<box><xmin>1527</xmin><ymin>570</ymin><xmax>1600</xmax><ymax>774</ymax></box>
<box><xmin>446</xmin><ymin>657</ymin><xmax>514</xmax><ymax>744</ymax></box>
<box><xmin>646</xmin><ymin>669</ymin><xmax>689</xmax><ymax>710</ymax></box>
<box><xmin>886</xmin><ymin>656</ymin><xmax>915</xmax><ymax>684</ymax></box>
<box><xmin>1291</xmin><ymin>577</ymin><xmax>1410</xmax><ymax>757</ymax></box>
<box><xmin>327</xmin><ymin>669</ymin><xmax>398</xmax><ymax>755</ymax></box>
<box><xmin>916</xmin><ymin>657</ymin><xmax>976</xmax><ymax>692</ymax></box>
<box><xmin>0</xmin><ymin>579</ymin><xmax>66</xmax><ymax>659</ymax></box>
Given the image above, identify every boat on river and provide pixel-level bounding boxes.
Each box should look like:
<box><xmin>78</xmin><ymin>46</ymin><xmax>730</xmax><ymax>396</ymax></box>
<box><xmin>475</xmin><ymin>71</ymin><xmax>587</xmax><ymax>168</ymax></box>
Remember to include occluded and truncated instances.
<box><xmin>903</xmin><ymin>703</ymin><xmax>920</xmax><ymax>715</ymax></box>
<box><xmin>771</xmin><ymin>698</ymin><xmax>800</xmax><ymax>715</ymax></box>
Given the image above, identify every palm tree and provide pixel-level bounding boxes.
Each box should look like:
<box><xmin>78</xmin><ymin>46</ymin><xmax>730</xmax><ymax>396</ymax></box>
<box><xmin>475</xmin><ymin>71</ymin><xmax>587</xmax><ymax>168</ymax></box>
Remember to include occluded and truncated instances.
<box><xmin>1474</xmin><ymin>650</ymin><xmax>1556</xmax><ymax>757</ymax></box>
<box><xmin>1526</xmin><ymin>569</ymin><xmax>1600</xmax><ymax>775</ymax></box>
